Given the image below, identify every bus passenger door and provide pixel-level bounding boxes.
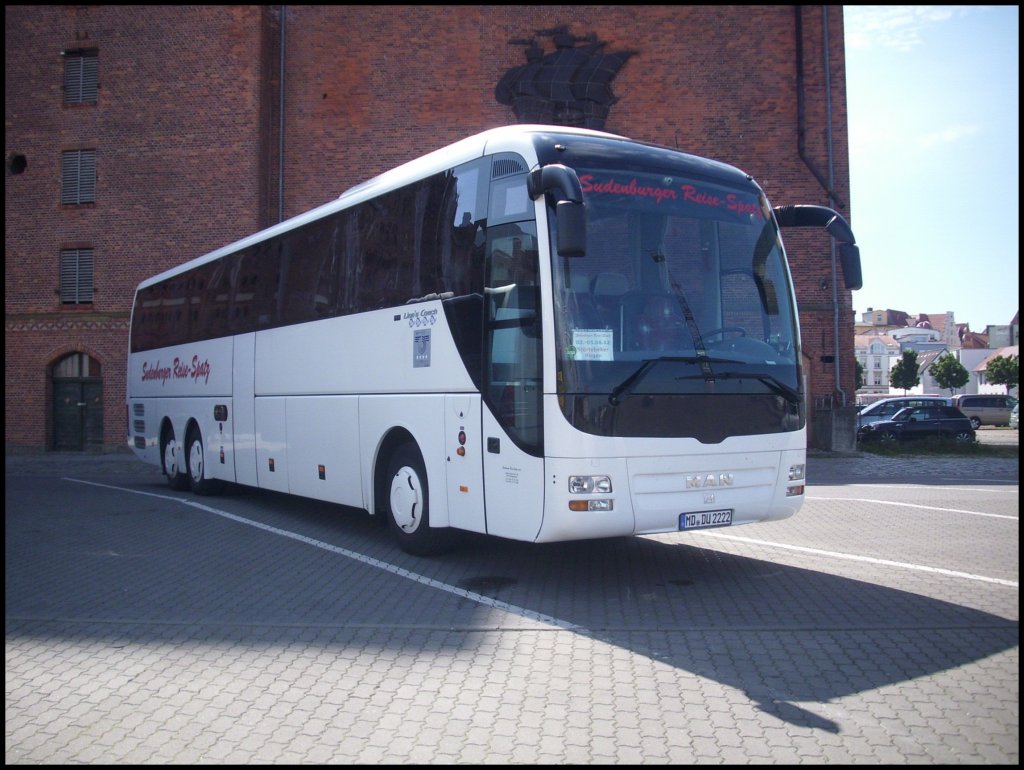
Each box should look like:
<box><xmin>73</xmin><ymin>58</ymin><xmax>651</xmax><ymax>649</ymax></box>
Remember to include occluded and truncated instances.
<box><xmin>480</xmin><ymin>222</ymin><xmax>546</xmax><ymax>542</ymax></box>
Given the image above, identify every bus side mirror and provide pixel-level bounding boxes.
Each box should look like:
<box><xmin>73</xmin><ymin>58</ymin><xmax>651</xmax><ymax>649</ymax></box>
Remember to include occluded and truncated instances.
<box><xmin>839</xmin><ymin>243</ymin><xmax>862</xmax><ymax>292</ymax></box>
<box><xmin>773</xmin><ymin>204</ymin><xmax>863</xmax><ymax>291</ymax></box>
<box><xmin>529</xmin><ymin>164</ymin><xmax>587</xmax><ymax>257</ymax></box>
<box><xmin>555</xmin><ymin>200</ymin><xmax>586</xmax><ymax>257</ymax></box>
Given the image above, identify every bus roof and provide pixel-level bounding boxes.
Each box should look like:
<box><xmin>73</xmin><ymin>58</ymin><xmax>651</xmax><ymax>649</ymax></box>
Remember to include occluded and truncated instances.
<box><xmin>133</xmin><ymin>123</ymin><xmax>754</xmax><ymax>292</ymax></box>
<box><xmin>336</xmin><ymin>124</ymin><xmax>625</xmax><ymax>203</ymax></box>
<box><xmin>135</xmin><ymin>125</ymin><xmax>626</xmax><ymax>291</ymax></box>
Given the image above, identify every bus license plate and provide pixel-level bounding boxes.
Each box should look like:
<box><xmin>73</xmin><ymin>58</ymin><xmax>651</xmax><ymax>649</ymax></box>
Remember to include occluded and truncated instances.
<box><xmin>680</xmin><ymin>509</ymin><xmax>733</xmax><ymax>530</ymax></box>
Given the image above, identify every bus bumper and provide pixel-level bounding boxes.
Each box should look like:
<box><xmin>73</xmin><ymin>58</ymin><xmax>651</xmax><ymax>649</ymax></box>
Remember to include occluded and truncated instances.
<box><xmin>537</xmin><ymin>448</ymin><xmax>805</xmax><ymax>543</ymax></box>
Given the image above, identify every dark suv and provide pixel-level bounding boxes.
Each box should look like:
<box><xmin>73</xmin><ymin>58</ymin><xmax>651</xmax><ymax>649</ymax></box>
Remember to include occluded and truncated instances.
<box><xmin>856</xmin><ymin>405</ymin><xmax>976</xmax><ymax>444</ymax></box>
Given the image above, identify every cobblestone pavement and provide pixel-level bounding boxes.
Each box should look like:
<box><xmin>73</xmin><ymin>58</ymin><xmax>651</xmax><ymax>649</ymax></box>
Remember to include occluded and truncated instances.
<box><xmin>806</xmin><ymin>450</ymin><xmax>1019</xmax><ymax>484</ymax></box>
<box><xmin>5</xmin><ymin>446</ymin><xmax>1018</xmax><ymax>764</ymax></box>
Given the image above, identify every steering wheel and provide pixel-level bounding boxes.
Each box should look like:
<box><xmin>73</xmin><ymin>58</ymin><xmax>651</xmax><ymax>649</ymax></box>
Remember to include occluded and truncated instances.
<box><xmin>703</xmin><ymin>326</ymin><xmax>747</xmax><ymax>342</ymax></box>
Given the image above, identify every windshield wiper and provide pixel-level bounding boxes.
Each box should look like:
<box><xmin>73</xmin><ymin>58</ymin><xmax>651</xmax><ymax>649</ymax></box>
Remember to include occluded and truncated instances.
<box><xmin>673</xmin><ymin>370</ymin><xmax>801</xmax><ymax>404</ymax></box>
<box><xmin>608</xmin><ymin>355</ymin><xmax>735</xmax><ymax>406</ymax></box>
<box><xmin>608</xmin><ymin>358</ymin><xmax>801</xmax><ymax>407</ymax></box>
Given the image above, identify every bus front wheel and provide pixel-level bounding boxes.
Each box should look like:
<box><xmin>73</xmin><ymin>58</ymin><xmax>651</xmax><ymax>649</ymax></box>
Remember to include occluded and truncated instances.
<box><xmin>385</xmin><ymin>444</ymin><xmax>451</xmax><ymax>556</ymax></box>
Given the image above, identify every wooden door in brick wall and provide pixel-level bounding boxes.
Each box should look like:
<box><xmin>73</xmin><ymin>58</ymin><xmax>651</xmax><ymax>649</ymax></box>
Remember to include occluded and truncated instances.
<box><xmin>51</xmin><ymin>354</ymin><xmax>104</xmax><ymax>451</ymax></box>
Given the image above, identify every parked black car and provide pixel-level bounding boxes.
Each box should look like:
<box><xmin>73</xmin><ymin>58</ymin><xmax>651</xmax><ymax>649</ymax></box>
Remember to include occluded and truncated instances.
<box><xmin>856</xmin><ymin>405</ymin><xmax>976</xmax><ymax>444</ymax></box>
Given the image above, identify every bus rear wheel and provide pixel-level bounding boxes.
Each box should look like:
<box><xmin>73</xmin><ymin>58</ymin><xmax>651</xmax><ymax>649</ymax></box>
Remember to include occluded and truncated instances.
<box><xmin>384</xmin><ymin>443</ymin><xmax>451</xmax><ymax>556</ymax></box>
<box><xmin>185</xmin><ymin>425</ymin><xmax>223</xmax><ymax>495</ymax></box>
<box><xmin>162</xmin><ymin>426</ymin><xmax>189</xmax><ymax>491</ymax></box>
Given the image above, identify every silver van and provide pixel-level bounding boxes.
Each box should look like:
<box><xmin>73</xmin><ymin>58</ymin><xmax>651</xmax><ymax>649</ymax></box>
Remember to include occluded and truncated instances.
<box><xmin>856</xmin><ymin>396</ymin><xmax>951</xmax><ymax>430</ymax></box>
<box><xmin>951</xmin><ymin>394</ymin><xmax>1017</xmax><ymax>429</ymax></box>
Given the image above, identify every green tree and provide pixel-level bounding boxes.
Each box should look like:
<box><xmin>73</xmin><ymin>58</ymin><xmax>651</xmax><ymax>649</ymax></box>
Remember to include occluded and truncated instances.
<box><xmin>984</xmin><ymin>354</ymin><xmax>1019</xmax><ymax>392</ymax></box>
<box><xmin>855</xmin><ymin>359</ymin><xmax>865</xmax><ymax>390</ymax></box>
<box><xmin>889</xmin><ymin>349</ymin><xmax>920</xmax><ymax>393</ymax></box>
<box><xmin>928</xmin><ymin>353</ymin><xmax>970</xmax><ymax>395</ymax></box>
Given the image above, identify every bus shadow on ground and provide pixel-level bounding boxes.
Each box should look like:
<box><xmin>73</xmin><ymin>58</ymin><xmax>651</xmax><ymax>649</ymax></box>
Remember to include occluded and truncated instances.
<box><xmin>5</xmin><ymin>471</ymin><xmax>1018</xmax><ymax>732</ymax></box>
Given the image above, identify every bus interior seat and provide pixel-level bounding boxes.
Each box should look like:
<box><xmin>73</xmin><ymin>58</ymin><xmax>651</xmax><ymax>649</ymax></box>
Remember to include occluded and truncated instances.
<box><xmin>590</xmin><ymin>273</ymin><xmax>629</xmax><ymax>332</ymax></box>
<box><xmin>565</xmin><ymin>273</ymin><xmax>598</xmax><ymax>328</ymax></box>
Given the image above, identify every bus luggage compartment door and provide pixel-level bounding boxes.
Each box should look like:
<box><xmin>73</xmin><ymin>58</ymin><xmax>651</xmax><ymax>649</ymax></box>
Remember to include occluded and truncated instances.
<box><xmin>445</xmin><ymin>394</ymin><xmax>485</xmax><ymax>534</ymax></box>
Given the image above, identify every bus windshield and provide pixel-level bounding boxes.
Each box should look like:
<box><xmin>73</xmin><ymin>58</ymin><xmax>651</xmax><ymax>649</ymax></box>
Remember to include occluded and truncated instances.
<box><xmin>550</xmin><ymin>165</ymin><xmax>802</xmax><ymax>441</ymax></box>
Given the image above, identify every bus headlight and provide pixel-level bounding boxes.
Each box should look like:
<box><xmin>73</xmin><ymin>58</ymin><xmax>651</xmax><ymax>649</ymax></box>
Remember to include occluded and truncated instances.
<box><xmin>568</xmin><ymin>475</ymin><xmax>613</xmax><ymax>512</ymax></box>
<box><xmin>568</xmin><ymin>475</ymin><xmax>612</xmax><ymax>494</ymax></box>
<box><xmin>786</xmin><ymin>464</ymin><xmax>805</xmax><ymax>496</ymax></box>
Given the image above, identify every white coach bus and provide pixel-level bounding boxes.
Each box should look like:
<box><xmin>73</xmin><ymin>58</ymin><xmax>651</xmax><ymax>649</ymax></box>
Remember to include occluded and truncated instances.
<box><xmin>127</xmin><ymin>125</ymin><xmax>861</xmax><ymax>554</ymax></box>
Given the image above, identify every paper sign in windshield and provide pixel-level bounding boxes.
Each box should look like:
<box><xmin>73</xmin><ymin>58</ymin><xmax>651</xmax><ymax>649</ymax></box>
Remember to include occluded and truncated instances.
<box><xmin>571</xmin><ymin>329</ymin><xmax>614</xmax><ymax>361</ymax></box>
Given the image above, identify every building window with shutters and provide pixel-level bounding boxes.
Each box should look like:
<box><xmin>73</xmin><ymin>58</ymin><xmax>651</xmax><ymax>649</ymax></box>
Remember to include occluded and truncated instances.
<box><xmin>63</xmin><ymin>48</ymin><xmax>98</xmax><ymax>105</ymax></box>
<box><xmin>61</xmin><ymin>149</ymin><xmax>96</xmax><ymax>205</ymax></box>
<box><xmin>60</xmin><ymin>248</ymin><xmax>94</xmax><ymax>304</ymax></box>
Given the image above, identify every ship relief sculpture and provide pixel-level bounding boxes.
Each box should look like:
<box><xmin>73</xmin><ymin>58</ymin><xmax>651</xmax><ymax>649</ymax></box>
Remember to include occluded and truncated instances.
<box><xmin>495</xmin><ymin>25</ymin><xmax>636</xmax><ymax>130</ymax></box>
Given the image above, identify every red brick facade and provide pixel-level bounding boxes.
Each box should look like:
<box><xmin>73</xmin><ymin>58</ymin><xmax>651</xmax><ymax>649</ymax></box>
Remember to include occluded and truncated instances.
<box><xmin>5</xmin><ymin>5</ymin><xmax>855</xmax><ymax>451</ymax></box>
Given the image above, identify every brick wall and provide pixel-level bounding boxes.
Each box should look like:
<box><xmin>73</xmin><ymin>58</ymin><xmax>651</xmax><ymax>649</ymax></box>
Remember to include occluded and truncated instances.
<box><xmin>5</xmin><ymin>5</ymin><xmax>854</xmax><ymax>450</ymax></box>
<box><xmin>6</xmin><ymin>5</ymin><xmax>270</xmax><ymax>449</ymax></box>
<box><xmin>4</xmin><ymin>318</ymin><xmax>128</xmax><ymax>450</ymax></box>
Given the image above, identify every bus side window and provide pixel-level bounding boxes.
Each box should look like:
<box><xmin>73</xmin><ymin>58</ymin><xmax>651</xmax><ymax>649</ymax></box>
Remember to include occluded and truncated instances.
<box><xmin>441</xmin><ymin>160</ymin><xmax>488</xmax><ymax>298</ymax></box>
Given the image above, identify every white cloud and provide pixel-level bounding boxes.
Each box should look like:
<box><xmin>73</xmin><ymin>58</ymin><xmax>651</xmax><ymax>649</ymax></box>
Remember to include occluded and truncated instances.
<box><xmin>844</xmin><ymin>5</ymin><xmax>976</xmax><ymax>53</ymax></box>
<box><xmin>918</xmin><ymin>124</ymin><xmax>981</xmax><ymax>149</ymax></box>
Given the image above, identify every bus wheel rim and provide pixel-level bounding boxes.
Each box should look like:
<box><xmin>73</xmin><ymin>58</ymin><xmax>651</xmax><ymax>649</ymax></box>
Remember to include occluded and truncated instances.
<box><xmin>189</xmin><ymin>437</ymin><xmax>204</xmax><ymax>483</ymax></box>
<box><xmin>390</xmin><ymin>466</ymin><xmax>423</xmax><ymax>533</ymax></box>
<box><xmin>164</xmin><ymin>439</ymin><xmax>178</xmax><ymax>476</ymax></box>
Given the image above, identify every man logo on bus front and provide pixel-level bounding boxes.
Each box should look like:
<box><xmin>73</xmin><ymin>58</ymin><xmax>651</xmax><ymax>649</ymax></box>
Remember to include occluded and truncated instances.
<box><xmin>685</xmin><ymin>473</ymin><xmax>735</xmax><ymax>489</ymax></box>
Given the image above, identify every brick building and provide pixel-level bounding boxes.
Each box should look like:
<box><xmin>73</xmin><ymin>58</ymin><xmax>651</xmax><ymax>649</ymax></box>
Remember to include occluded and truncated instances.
<box><xmin>5</xmin><ymin>5</ymin><xmax>856</xmax><ymax>451</ymax></box>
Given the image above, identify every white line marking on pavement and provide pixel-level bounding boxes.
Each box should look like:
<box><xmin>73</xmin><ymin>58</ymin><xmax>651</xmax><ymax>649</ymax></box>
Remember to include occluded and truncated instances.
<box><xmin>818</xmin><ymin>483</ymin><xmax>1018</xmax><ymax>494</ymax></box>
<box><xmin>64</xmin><ymin>478</ymin><xmax>588</xmax><ymax>633</ymax></box>
<box><xmin>689</xmin><ymin>532</ymin><xmax>1018</xmax><ymax>588</ymax></box>
<box><xmin>807</xmin><ymin>496</ymin><xmax>1018</xmax><ymax>521</ymax></box>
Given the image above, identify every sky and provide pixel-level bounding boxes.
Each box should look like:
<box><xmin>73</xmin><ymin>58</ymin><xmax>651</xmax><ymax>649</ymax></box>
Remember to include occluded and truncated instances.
<box><xmin>843</xmin><ymin>5</ymin><xmax>1019</xmax><ymax>332</ymax></box>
